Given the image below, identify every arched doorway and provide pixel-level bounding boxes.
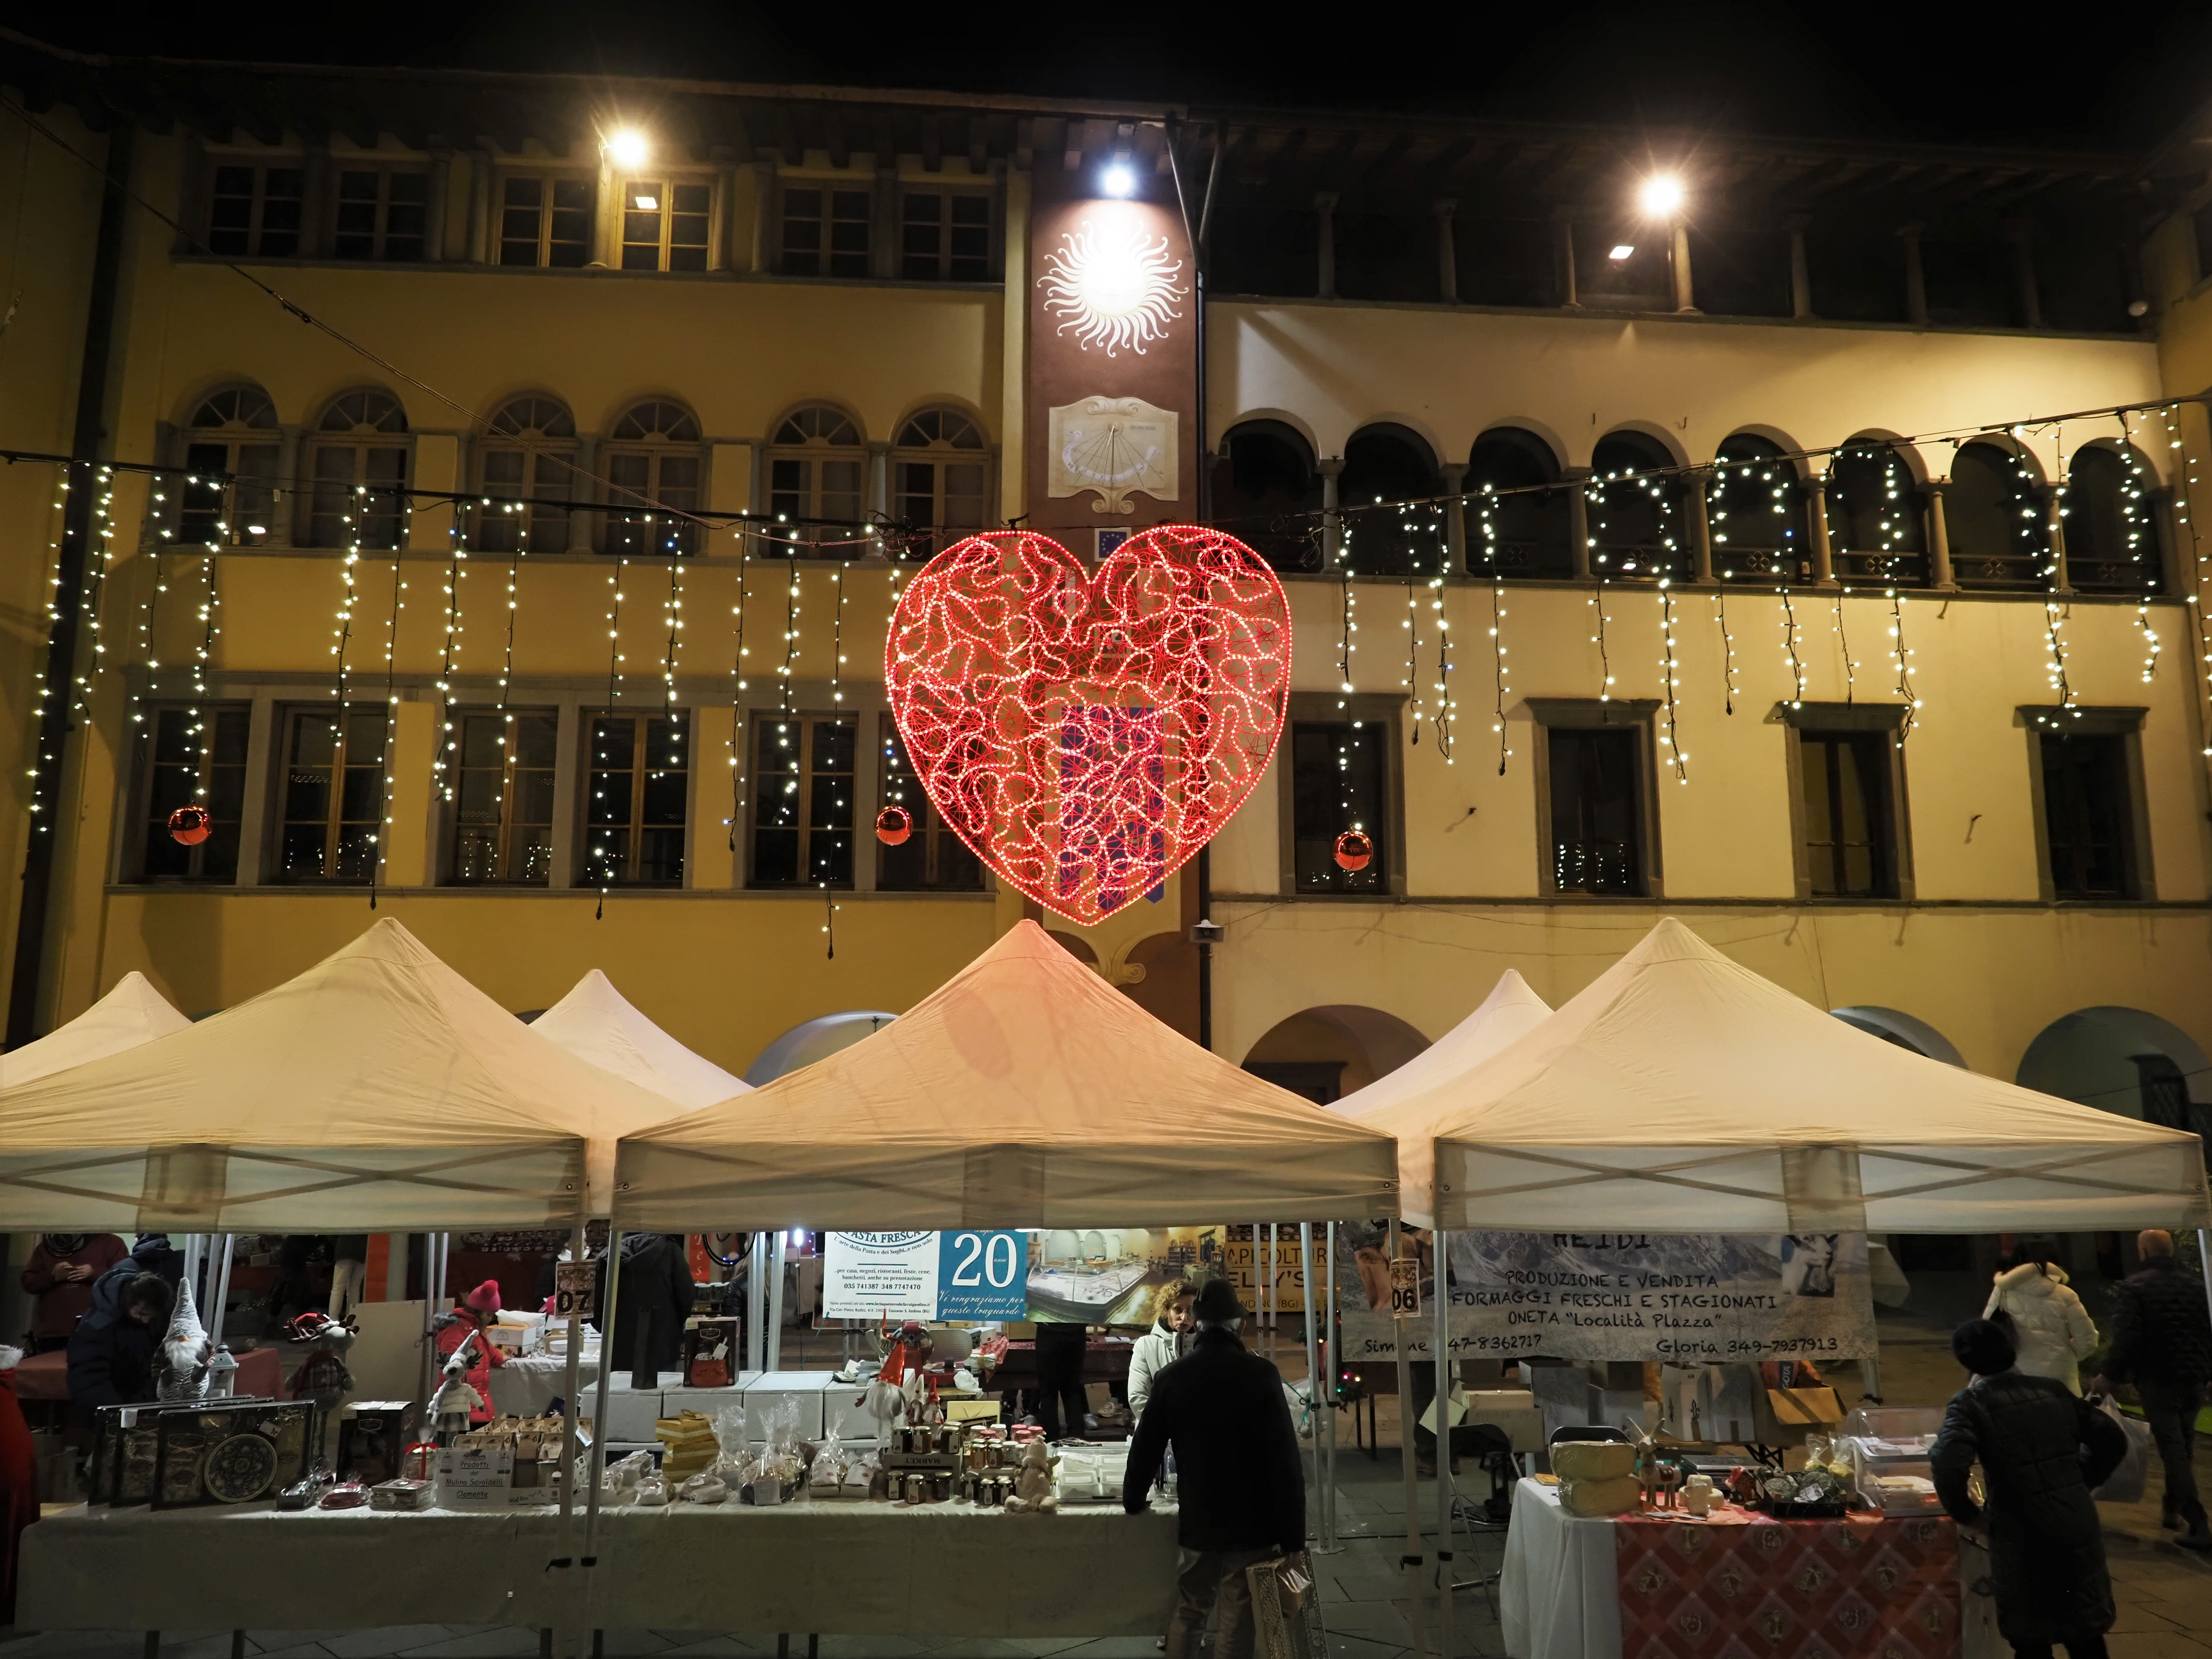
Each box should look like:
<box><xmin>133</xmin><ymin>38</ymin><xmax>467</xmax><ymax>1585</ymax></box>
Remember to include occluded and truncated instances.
<box><xmin>1830</xmin><ymin>1007</ymin><xmax>1965</xmax><ymax>1068</ymax></box>
<box><xmin>1241</xmin><ymin>1004</ymin><xmax>1431</xmax><ymax>1105</ymax></box>
<box><xmin>745</xmin><ymin>1010</ymin><xmax>898</xmax><ymax>1084</ymax></box>
<box><xmin>2016</xmin><ymin>1007</ymin><xmax>2212</xmax><ymax>1286</ymax></box>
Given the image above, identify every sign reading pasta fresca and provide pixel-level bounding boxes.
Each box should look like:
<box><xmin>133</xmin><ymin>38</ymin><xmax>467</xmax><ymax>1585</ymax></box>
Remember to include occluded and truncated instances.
<box><xmin>1336</xmin><ymin>1226</ymin><xmax>1874</xmax><ymax>1362</ymax></box>
<box><xmin>823</xmin><ymin>1231</ymin><xmax>1027</xmax><ymax>1322</ymax></box>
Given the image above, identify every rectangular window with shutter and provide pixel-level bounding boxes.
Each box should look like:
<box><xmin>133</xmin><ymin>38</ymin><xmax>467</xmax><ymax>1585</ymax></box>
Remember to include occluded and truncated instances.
<box><xmin>876</xmin><ymin>717</ymin><xmax>982</xmax><ymax>891</ymax></box>
<box><xmin>899</xmin><ymin>191</ymin><xmax>991</xmax><ymax>281</ymax></box>
<box><xmin>1798</xmin><ymin>730</ymin><xmax>1894</xmax><ymax>898</ymax></box>
<box><xmin>499</xmin><ymin>176</ymin><xmax>592</xmax><ymax>268</ymax></box>
<box><xmin>620</xmin><ymin>179</ymin><xmax>712</xmax><ymax>271</ymax></box>
<box><xmin>1290</xmin><ymin>720</ymin><xmax>1390</xmax><ymax>894</ymax></box>
<box><xmin>137</xmin><ymin>704</ymin><xmax>251</xmax><ymax>882</ymax></box>
<box><xmin>1547</xmin><ymin>726</ymin><xmax>1644</xmax><ymax>895</ymax></box>
<box><xmin>449</xmin><ymin>710</ymin><xmax>559</xmax><ymax>885</ymax></box>
<box><xmin>277</xmin><ymin>705</ymin><xmax>389</xmax><ymax>883</ymax></box>
<box><xmin>334</xmin><ymin>169</ymin><xmax>429</xmax><ymax>261</ymax></box>
<box><xmin>582</xmin><ymin>712</ymin><xmax>690</xmax><ymax>886</ymax></box>
<box><xmin>749</xmin><ymin>715</ymin><xmax>857</xmax><ymax>888</ymax></box>
<box><xmin>206</xmin><ymin>163</ymin><xmax>304</xmax><ymax>257</ymax></box>
<box><xmin>2040</xmin><ymin>730</ymin><xmax>2135</xmax><ymax>899</ymax></box>
<box><xmin>780</xmin><ymin>187</ymin><xmax>871</xmax><ymax>277</ymax></box>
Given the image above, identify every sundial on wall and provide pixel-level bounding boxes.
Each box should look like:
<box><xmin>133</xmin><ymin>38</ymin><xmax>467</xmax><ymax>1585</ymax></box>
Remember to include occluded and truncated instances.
<box><xmin>1048</xmin><ymin>396</ymin><xmax>1179</xmax><ymax>514</ymax></box>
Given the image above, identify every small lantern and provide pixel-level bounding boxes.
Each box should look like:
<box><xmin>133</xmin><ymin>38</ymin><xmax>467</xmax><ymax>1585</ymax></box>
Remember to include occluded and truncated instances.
<box><xmin>167</xmin><ymin>804</ymin><xmax>213</xmax><ymax>847</ymax></box>
<box><xmin>875</xmin><ymin>805</ymin><xmax>913</xmax><ymax>847</ymax></box>
<box><xmin>1332</xmin><ymin>830</ymin><xmax>1374</xmax><ymax>872</ymax></box>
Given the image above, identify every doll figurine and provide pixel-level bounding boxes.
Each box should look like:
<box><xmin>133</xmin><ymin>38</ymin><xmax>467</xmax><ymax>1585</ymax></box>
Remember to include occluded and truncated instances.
<box><xmin>1002</xmin><ymin>1436</ymin><xmax>1058</xmax><ymax>1515</ymax></box>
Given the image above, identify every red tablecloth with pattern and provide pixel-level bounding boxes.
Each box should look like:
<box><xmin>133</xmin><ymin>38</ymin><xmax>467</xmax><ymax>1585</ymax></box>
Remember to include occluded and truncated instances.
<box><xmin>1614</xmin><ymin>1511</ymin><xmax>1961</xmax><ymax>1659</ymax></box>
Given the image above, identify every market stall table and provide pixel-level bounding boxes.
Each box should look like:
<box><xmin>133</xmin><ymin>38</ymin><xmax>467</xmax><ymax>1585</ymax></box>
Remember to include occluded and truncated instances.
<box><xmin>1501</xmin><ymin>1478</ymin><xmax>1969</xmax><ymax>1659</ymax></box>
<box><xmin>19</xmin><ymin>1499</ymin><xmax>1178</xmax><ymax>1636</ymax></box>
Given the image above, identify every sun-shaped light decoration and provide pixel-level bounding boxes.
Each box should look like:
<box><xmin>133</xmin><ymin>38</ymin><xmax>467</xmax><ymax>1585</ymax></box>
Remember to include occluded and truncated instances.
<box><xmin>1039</xmin><ymin>216</ymin><xmax>1187</xmax><ymax>358</ymax></box>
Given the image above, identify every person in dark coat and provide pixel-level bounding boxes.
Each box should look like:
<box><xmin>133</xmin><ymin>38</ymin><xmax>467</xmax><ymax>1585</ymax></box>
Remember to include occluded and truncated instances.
<box><xmin>65</xmin><ymin>1272</ymin><xmax>174</xmax><ymax>1420</ymax></box>
<box><xmin>1933</xmin><ymin>1318</ymin><xmax>2128</xmax><ymax>1659</ymax></box>
<box><xmin>2090</xmin><ymin>1228</ymin><xmax>2212</xmax><ymax>1546</ymax></box>
<box><xmin>613</xmin><ymin>1233</ymin><xmax>695</xmax><ymax>1382</ymax></box>
<box><xmin>1033</xmin><ymin>1319</ymin><xmax>1093</xmax><ymax>1441</ymax></box>
<box><xmin>1124</xmin><ymin>1278</ymin><xmax>1304</xmax><ymax>1659</ymax></box>
<box><xmin>18</xmin><ymin>1234</ymin><xmax>128</xmax><ymax>1353</ymax></box>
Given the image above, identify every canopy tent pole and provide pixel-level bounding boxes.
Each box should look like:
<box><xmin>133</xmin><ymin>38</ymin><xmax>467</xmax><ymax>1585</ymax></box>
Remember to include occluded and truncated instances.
<box><xmin>579</xmin><ymin>1228</ymin><xmax>625</xmax><ymax>1645</ymax></box>
<box><xmin>1298</xmin><ymin>1223</ymin><xmax>1326</xmax><ymax>1550</ymax></box>
<box><xmin>553</xmin><ymin>1225</ymin><xmax>585</xmax><ymax>1659</ymax></box>
<box><xmin>1318</xmin><ymin>1221</ymin><xmax>1340</xmax><ymax>1553</ymax></box>
<box><xmin>766</xmin><ymin>1230</ymin><xmax>787</xmax><ymax>1372</ymax></box>
<box><xmin>747</xmin><ymin>1233</ymin><xmax>766</xmax><ymax>1374</ymax></box>
<box><xmin>1435</xmin><ymin>1229</ymin><xmax>1454</xmax><ymax>1659</ymax></box>
<box><xmin>209</xmin><ymin>1235</ymin><xmax>235</xmax><ymax>1358</ymax></box>
<box><xmin>180</xmin><ymin>1236</ymin><xmax>203</xmax><ymax>1309</ymax></box>
<box><xmin>2198</xmin><ymin>1231</ymin><xmax>2212</xmax><ymax>1332</ymax></box>
<box><xmin>1390</xmin><ymin>1220</ymin><xmax>1429</xmax><ymax>1659</ymax></box>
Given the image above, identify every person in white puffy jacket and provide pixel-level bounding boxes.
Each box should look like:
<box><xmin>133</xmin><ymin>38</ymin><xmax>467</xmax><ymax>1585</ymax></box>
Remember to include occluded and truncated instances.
<box><xmin>1128</xmin><ymin>1279</ymin><xmax>1198</xmax><ymax>1420</ymax></box>
<box><xmin>1983</xmin><ymin>1257</ymin><xmax>2099</xmax><ymax>1394</ymax></box>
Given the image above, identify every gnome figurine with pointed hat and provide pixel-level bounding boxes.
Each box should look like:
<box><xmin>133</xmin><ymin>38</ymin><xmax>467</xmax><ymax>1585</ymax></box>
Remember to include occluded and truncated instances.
<box><xmin>155</xmin><ymin>1278</ymin><xmax>214</xmax><ymax>1401</ymax></box>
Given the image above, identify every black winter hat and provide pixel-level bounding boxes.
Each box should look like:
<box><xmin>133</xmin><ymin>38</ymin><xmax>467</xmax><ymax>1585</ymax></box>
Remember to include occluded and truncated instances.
<box><xmin>1953</xmin><ymin>1317</ymin><xmax>2017</xmax><ymax>1377</ymax></box>
<box><xmin>1193</xmin><ymin>1277</ymin><xmax>1247</xmax><ymax>1324</ymax></box>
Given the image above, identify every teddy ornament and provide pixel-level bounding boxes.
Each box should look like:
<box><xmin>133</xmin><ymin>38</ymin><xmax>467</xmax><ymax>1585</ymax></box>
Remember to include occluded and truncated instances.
<box><xmin>1001</xmin><ymin>1437</ymin><xmax>1058</xmax><ymax>1516</ymax></box>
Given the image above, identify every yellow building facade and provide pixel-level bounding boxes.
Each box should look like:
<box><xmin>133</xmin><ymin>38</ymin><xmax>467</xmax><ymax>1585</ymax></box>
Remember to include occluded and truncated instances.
<box><xmin>1</xmin><ymin>45</ymin><xmax>2209</xmax><ymax>1231</ymax></box>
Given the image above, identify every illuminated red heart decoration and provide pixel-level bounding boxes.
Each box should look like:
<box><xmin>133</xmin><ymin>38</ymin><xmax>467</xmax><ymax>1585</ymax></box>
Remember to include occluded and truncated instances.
<box><xmin>885</xmin><ymin>526</ymin><xmax>1291</xmax><ymax>926</ymax></box>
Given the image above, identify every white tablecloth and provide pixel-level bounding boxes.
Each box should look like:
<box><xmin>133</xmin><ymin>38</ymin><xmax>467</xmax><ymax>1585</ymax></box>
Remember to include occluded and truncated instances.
<box><xmin>19</xmin><ymin>1499</ymin><xmax>1178</xmax><ymax>1636</ymax></box>
<box><xmin>1499</xmin><ymin>1479</ymin><xmax>1623</xmax><ymax>1659</ymax></box>
<box><xmin>488</xmin><ymin>1351</ymin><xmax>601</xmax><ymax>1417</ymax></box>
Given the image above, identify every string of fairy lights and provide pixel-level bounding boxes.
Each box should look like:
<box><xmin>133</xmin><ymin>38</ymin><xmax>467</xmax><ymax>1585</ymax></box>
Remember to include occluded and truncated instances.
<box><xmin>15</xmin><ymin>384</ymin><xmax>2212</xmax><ymax>914</ymax></box>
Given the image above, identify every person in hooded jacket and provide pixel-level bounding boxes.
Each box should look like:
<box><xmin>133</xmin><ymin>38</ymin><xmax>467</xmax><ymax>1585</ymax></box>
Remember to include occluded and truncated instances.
<box><xmin>1129</xmin><ymin>1280</ymin><xmax>1197</xmax><ymax>1422</ymax></box>
<box><xmin>613</xmin><ymin>1233</ymin><xmax>696</xmax><ymax>1382</ymax></box>
<box><xmin>1984</xmin><ymin>1256</ymin><xmax>2098</xmax><ymax>1394</ymax></box>
<box><xmin>1933</xmin><ymin>1318</ymin><xmax>2127</xmax><ymax>1659</ymax></box>
<box><xmin>1124</xmin><ymin>1279</ymin><xmax>1304</xmax><ymax>1659</ymax></box>
<box><xmin>2091</xmin><ymin>1228</ymin><xmax>2212</xmax><ymax>1546</ymax></box>
<box><xmin>65</xmin><ymin>1272</ymin><xmax>174</xmax><ymax>1422</ymax></box>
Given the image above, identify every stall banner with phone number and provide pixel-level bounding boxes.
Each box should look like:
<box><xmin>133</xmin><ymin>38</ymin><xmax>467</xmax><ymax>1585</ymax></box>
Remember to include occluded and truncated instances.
<box><xmin>822</xmin><ymin>1231</ymin><xmax>1026</xmax><ymax>1321</ymax></box>
<box><xmin>1334</xmin><ymin>1225</ymin><xmax>1874</xmax><ymax>1362</ymax></box>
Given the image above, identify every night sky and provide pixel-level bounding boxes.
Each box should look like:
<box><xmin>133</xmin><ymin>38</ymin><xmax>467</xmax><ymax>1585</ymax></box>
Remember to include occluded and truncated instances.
<box><xmin>9</xmin><ymin>1</ymin><xmax>2212</xmax><ymax>153</ymax></box>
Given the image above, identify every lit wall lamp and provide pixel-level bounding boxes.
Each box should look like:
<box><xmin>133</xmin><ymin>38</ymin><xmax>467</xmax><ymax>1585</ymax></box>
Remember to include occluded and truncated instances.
<box><xmin>604</xmin><ymin>128</ymin><xmax>651</xmax><ymax>171</ymax></box>
<box><xmin>1100</xmin><ymin>158</ymin><xmax>1138</xmax><ymax>199</ymax></box>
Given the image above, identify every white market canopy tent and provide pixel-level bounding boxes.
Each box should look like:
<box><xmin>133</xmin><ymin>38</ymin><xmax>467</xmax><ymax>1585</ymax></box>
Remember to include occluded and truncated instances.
<box><xmin>614</xmin><ymin>920</ymin><xmax>1399</xmax><ymax>1229</ymax></box>
<box><xmin>532</xmin><ymin>969</ymin><xmax>750</xmax><ymax>1109</ymax></box>
<box><xmin>0</xmin><ymin>919</ymin><xmax>687</xmax><ymax>1231</ymax></box>
<box><xmin>0</xmin><ymin>971</ymin><xmax>191</xmax><ymax>1088</ymax></box>
<box><xmin>1332</xmin><ymin>969</ymin><xmax>1551</xmax><ymax>1118</ymax></box>
<box><xmin>1368</xmin><ymin>917</ymin><xmax>2212</xmax><ymax>1234</ymax></box>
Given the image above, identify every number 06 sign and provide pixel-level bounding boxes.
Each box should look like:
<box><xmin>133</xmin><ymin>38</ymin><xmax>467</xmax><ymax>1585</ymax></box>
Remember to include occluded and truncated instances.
<box><xmin>823</xmin><ymin>1231</ymin><xmax>1028</xmax><ymax>1322</ymax></box>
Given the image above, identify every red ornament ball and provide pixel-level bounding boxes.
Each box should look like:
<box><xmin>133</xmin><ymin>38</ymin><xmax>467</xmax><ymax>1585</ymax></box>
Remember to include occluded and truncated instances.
<box><xmin>167</xmin><ymin>804</ymin><xmax>213</xmax><ymax>847</ymax></box>
<box><xmin>1333</xmin><ymin>830</ymin><xmax>1374</xmax><ymax>872</ymax></box>
<box><xmin>874</xmin><ymin>805</ymin><xmax>913</xmax><ymax>847</ymax></box>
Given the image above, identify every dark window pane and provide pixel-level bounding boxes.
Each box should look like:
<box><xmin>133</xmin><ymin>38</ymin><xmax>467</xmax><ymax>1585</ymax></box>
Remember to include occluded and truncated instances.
<box><xmin>1548</xmin><ymin>726</ymin><xmax>1642</xmax><ymax>895</ymax></box>
<box><xmin>1291</xmin><ymin>721</ymin><xmax>1388</xmax><ymax>893</ymax></box>
<box><xmin>2042</xmin><ymin>731</ymin><xmax>2132</xmax><ymax>898</ymax></box>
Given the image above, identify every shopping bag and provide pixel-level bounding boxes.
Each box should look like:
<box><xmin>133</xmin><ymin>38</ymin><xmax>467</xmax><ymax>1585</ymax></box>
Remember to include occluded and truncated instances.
<box><xmin>1246</xmin><ymin>1550</ymin><xmax>1327</xmax><ymax>1659</ymax></box>
<box><xmin>2090</xmin><ymin>1395</ymin><xmax>2151</xmax><ymax>1504</ymax></box>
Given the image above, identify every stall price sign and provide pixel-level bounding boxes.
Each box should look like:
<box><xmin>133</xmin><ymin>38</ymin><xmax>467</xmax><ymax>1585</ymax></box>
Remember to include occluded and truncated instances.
<box><xmin>824</xmin><ymin>1232</ymin><xmax>941</xmax><ymax>1320</ymax></box>
<box><xmin>553</xmin><ymin>1259</ymin><xmax>600</xmax><ymax>1319</ymax></box>
<box><xmin>1389</xmin><ymin>1256</ymin><xmax>1422</xmax><ymax>1320</ymax></box>
<box><xmin>936</xmin><ymin>1230</ymin><xmax>1026</xmax><ymax>1320</ymax></box>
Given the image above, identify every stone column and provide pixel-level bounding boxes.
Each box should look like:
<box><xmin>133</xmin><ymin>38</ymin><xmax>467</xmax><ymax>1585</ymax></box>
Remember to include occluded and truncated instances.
<box><xmin>1554</xmin><ymin>210</ymin><xmax>1578</xmax><ymax>308</ymax></box>
<box><xmin>1441</xmin><ymin>463</ymin><xmax>1467</xmax><ymax>572</ymax></box>
<box><xmin>424</xmin><ymin>146</ymin><xmax>452</xmax><ymax>263</ymax></box>
<box><xmin>871</xmin><ymin>167</ymin><xmax>898</xmax><ymax>281</ymax></box>
<box><xmin>751</xmin><ymin>162</ymin><xmax>777</xmax><ymax>273</ymax></box>
<box><xmin>300</xmin><ymin>137</ymin><xmax>332</xmax><ymax>259</ymax></box>
<box><xmin>591</xmin><ymin>151</ymin><xmax>618</xmax><ymax>268</ymax></box>
<box><xmin>1899</xmin><ymin>223</ymin><xmax>1928</xmax><ymax>326</ymax></box>
<box><xmin>1433</xmin><ymin>199</ymin><xmax>1457</xmax><ymax>304</ymax></box>
<box><xmin>1319</xmin><ymin>457</ymin><xmax>1344</xmax><ymax>568</ymax></box>
<box><xmin>2009</xmin><ymin>219</ymin><xmax>2043</xmax><ymax>329</ymax></box>
<box><xmin>1671</xmin><ymin>222</ymin><xmax>1696</xmax><ymax>314</ymax></box>
<box><xmin>1565</xmin><ymin>466</ymin><xmax>1593</xmax><ymax>580</ymax></box>
<box><xmin>1314</xmin><ymin>193</ymin><xmax>1338</xmax><ymax>300</ymax></box>
<box><xmin>2047</xmin><ymin>487</ymin><xmax>2072</xmax><ymax>593</ymax></box>
<box><xmin>710</xmin><ymin>162</ymin><xmax>737</xmax><ymax>273</ymax></box>
<box><xmin>466</xmin><ymin>150</ymin><xmax>495</xmax><ymax>265</ymax></box>
<box><xmin>272</xmin><ymin>425</ymin><xmax>304</xmax><ymax>548</ymax></box>
<box><xmin>868</xmin><ymin>442</ymin><xmax>891</xmax><ymax>524</ymax></box>
<box><xmin>568</xmin><ymin>434</ymin><xmax>599</xmax><ymax>554</ymax></box>
<box><xmin>1686</xmin><ymin>471</ymin><xmax>1714</xmax><ymax>583</ymax></box>
<box><xmin>1786</xmin><ymin>215</ymin><xmax>1812</xmax><ymax>319</ymax></box>
<box><xmin>1923</xmin><ymin>481</ymin><xmax>1956</xmax><ymax>591</ymax></box>
<box><xmin>1807</xmin><ymin>474</ymin><xmax>1837</xmax><ymax>586</ymax></box>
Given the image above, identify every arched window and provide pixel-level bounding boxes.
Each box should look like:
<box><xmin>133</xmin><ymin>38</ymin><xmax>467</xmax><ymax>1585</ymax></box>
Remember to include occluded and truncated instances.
<box><xmin>307</xmin><ymin>389</ymin><xmax>409</xmax><ymax>550</ymax></box>
<box><xmin>1706</xmin><ymin>434</ymin><xmax>1807</xmax><ymax>584</ymax></box>
<box><xmin>1825</xmin><ymin>439</ymin><xmax>1925</xmax><ymax>585</ymax></box>
<box><xmin>1213</xmin><ymin>419</ymin><xmax>1321</xmax><ymax>572</ymax></box>
<box><xmin>474</xmin><ymin>394</ymin><xmax>577</xmax><ymax>554</ymax></box>
<box><xmin>1946</xmin><ymin>440</ymin><xmax>2048</xmax><ymax>591</ymax></box>
<box><xmin>767</xmin><ymin>405</ymin><xmax>864</xmax><ymax>553</ymax></box>
<box><xmin>891</xmin><ymin>407</ymin><xmax>987</xmax><ymax>559</ymax></box>
<box><xmin>178</xmin><ymin>385</ymin><xmax>279</xmax><ymax>547</ymax></box>
<box><xmin>1586</xmin><ymin>431</ymin><xmax>1682</xmax><ymax>580</ymax></box>
<box><xmin>605</xmin><ymin>399</ymin><xmax>703</xmax><ymax>558</ymax></box>
<box><xmin>1466</xmin><ymin>427</ymin><xmax>1571</xmax><ymax>579</ymax></box>
<box><xmin>1338</xmin><ymin>423</ymin><xmax>1443</xmax><ymax>577</ymax></box>
<box><xmin>2064</xmin><ymin>446</ymin><xmax>2160</xmax><ymax>595</ymax></box>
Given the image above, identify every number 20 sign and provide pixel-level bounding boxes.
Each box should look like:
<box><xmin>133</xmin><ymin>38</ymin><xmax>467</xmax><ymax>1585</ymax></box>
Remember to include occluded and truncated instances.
<box><xmin>937</xmin><ymin>1231</ymin><xmax>1027</xmax><ymax>1320</ymax></box>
